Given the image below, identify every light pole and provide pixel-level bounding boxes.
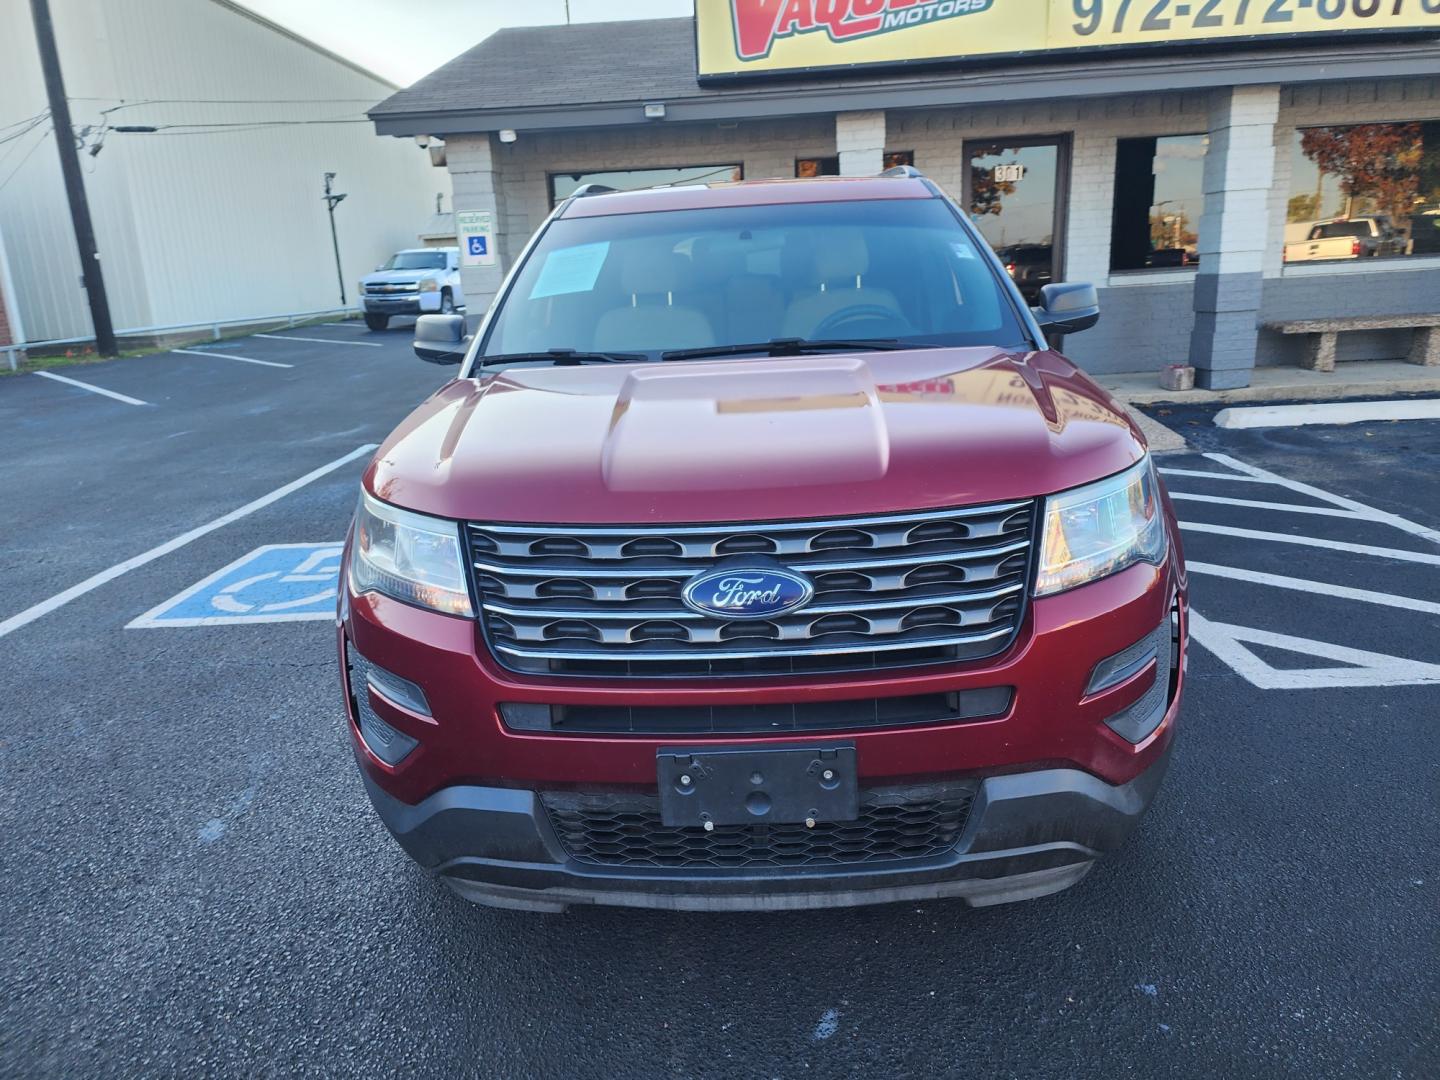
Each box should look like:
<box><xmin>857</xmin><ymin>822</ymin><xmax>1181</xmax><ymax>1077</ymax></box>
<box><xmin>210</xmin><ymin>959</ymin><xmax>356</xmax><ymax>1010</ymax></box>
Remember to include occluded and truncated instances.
<box><xmin>322</xmin><ymin>172</ymin><xmax>348</xmax><ymax>307</ymax></box>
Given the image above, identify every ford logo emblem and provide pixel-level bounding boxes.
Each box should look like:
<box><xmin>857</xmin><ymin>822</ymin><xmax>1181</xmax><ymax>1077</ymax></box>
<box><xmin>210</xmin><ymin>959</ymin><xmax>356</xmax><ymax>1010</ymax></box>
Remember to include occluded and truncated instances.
<box><xmin>681</xmin><ymin>567</ymin><xmax>814</xmax><ymax>620</ymax></box>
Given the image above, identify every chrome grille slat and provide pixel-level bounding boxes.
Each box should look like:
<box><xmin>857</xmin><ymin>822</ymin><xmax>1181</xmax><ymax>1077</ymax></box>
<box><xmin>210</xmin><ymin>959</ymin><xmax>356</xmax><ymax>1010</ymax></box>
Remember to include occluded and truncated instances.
<box><xmin>467</xmin><ymin>501</ymin><xmax>1035</xmax><ymax>678</ymax></box>
<box><xmin>481</xmin><ymin>581</ymin><xmax>1024</xmax><ymax>621</ymax></box>
<box><xmin>473</xmin><ymin>537</ymin><xmax>1029</xmax><ymax>578</ymax></box>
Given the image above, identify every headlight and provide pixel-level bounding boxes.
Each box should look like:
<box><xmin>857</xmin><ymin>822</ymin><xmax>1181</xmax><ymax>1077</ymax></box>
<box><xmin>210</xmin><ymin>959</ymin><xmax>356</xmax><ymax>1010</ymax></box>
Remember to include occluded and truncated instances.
<box><xmin>1035</xmin><ymin>458</ymin><xmax>1166</xmax><ymax>597</ymax></box>
<box><xmin>349</xmin><ymin>492</ymin><xmax>473</xmax><ymax>616</ymax></box>
<box><xmin>419</xmin><ymin>278</ymin><xmax>439</xmax><ymax>292</ymax></box>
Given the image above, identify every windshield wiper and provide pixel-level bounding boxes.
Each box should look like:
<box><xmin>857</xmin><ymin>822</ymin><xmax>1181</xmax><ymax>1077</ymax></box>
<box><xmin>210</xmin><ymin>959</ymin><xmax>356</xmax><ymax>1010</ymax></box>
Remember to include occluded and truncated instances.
<box><xmin>478</xmin><ymin>349</ymin><xmax>648</xmax><ymax>368</ymax></box>
<box><xmin>661</xmin><ymin>338</ymin><xmax>922</xmax><ymax>362</ymax></box>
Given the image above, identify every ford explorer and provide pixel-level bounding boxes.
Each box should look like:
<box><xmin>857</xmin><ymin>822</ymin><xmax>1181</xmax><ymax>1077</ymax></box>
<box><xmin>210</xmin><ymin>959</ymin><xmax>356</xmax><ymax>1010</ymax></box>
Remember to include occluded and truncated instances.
<box><xmin>337</xmin><ymin>169</ymin><xmax>1188</xmax><ymax>913</ymax></box>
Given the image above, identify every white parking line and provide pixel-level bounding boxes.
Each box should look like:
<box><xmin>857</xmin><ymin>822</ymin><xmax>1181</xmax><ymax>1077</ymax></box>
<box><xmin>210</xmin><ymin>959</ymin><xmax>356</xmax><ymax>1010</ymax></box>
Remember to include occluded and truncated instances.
<box><xmin>1169</xmin><ymin>492</ymin><xmax>1369</xmax><ymax>520</ymax></box>
<box><xmin>1187</xmin><ymin>562</ymin><xmax>1440</xmax><ymax>616</ymax></box>
<box><xmin>0</xmin><ymin>444</ymin><xmax>376</xmax><ymax>641</ymax></box>
<box><xmin>1179</xmin><ymin>521</ymin><xmax>1440</xmax><ymax>566</ymax></box>
<box><xmin>172</xmin><ymin>348</ymin><xmax>292</xmax><ymax>369</ymax></box>
<box><xmin>1160</xmin><ymin>467</ymin><xmax>1270</xmax><ymax>484</ymax></box>
<box><xmin>34</xmin><ymin>370</ymin><xmax>148</xmax><ymax>406</ymax></box>
<box><xmin>1205</xmin><ymin>451</ymin><xmax>1440</xmax><ymax>546</ymax></box>
<box><xmin>1188</xmin><ymin>610</ymin><xmax>1440</xmax><ymax>689</ymax></box>
<box><xmin>252</xmin><ymin>334</ymin><xmax>383</xmax><ymax>348</ymax></box>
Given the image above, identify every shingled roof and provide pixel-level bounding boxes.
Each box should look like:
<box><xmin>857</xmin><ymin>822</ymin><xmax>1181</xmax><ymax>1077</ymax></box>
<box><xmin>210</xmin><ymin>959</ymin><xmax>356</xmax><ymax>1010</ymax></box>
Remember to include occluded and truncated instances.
<box><xmin>372</xmin><ymin>19</ymin><xmax>706</xmax><ymax>118</ymax></box>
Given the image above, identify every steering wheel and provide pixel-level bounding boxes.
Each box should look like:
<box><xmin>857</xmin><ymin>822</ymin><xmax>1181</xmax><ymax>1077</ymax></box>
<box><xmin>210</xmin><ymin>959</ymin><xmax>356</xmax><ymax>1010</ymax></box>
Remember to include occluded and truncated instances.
<box><xmin>810</xmin><ymin>304</ymin><xmax>913</xmax><ymax>340</ymax></box>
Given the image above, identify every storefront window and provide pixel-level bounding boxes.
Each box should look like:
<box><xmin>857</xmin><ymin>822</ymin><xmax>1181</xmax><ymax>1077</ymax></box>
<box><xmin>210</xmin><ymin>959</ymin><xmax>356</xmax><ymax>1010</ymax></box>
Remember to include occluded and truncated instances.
<box><xmin>548</xmin><ymin>164</ymin><xmax>742</xmax><ymax>206</ymax></box>
<box><xmin>1109</xmin><ymin>135</ymin><xmax>1207</xmax><ymax>272</ymax></box>
<box><xmin>797</xmin><ymin>157</ymin><xmax>839</xmax><ymax>177</ymax></box>
<box><xmin>795</xmin><ymin>151</ymin><xmax>913</xmax><ymax>177</ymax></box>
<box><xmin>1284</xmin><ymin>121</ymin><xmax>1440</xmax><ymax>264</ymax></box>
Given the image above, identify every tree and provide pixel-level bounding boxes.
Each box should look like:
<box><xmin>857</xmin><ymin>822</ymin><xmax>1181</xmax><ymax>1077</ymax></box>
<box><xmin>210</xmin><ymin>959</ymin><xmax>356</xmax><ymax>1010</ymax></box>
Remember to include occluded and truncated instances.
<box><xmin>1300</xmin><ymin>123</ymin><xmax>1422</xmax><ymax>222</ymax></box>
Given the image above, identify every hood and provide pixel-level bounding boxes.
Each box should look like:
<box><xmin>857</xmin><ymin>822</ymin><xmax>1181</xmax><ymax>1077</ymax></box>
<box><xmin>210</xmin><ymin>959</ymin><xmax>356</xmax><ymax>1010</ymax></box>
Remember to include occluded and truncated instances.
<box><xmin>362</xmin><ymin>268</ymin><xmax>441</xmax><ymax>285</ymax></box>
<box><xmin>365</xmin><ymin>348</ymin><xmax>1147</xmax><ymax>524</ymax></box>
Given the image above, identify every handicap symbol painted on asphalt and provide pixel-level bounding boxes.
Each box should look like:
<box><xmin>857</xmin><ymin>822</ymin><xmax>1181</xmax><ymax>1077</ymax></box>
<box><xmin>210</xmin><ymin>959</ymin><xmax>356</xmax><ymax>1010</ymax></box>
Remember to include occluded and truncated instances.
<box><xmin>467</xmin><ymin>235</ymin><xmax>487</xmax><ymax>256</ymax></box>
<box><xmin>127</xmin><ymin>543</ymin><xmax>343</xmax><ymax>627</ymax></box>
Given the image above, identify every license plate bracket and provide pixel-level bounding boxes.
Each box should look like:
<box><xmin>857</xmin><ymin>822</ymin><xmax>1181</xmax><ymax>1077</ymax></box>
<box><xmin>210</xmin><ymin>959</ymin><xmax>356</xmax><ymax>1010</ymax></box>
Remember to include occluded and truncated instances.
<box><xmin>656</xmin><ymin>744</ymin><xmax>858</xmax><ymax>828</ymax></box>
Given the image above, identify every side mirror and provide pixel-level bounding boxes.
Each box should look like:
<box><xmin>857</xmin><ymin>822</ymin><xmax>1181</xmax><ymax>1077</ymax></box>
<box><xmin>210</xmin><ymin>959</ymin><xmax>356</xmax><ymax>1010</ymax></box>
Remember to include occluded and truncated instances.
<box><xmin>413</xmin><ymin>313</ymin><xmax>469</xmax><ymax>365</ymax></box>
<box><xmin>1032</xmin><ymin>282</ymin><xmax>1100</xmax><ymax>336</ymax></box>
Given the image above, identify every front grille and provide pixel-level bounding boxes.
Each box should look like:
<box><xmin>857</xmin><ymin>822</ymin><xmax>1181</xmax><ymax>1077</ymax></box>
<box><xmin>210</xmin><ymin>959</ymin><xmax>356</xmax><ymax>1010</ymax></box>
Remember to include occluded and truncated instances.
<box><xmin>500</xmin><ymin>686</ymin><xmax>1013</xmax><ymax>735</ymax></box>
<box><xmin>365</xmin><ymin>282</ymin><xmax>417</xmax><ymax>294</ymax></box>
<box><xmin>542</xmin><ymin>783</ymin><xmax>975</xmax><ymax>870</ymax></box>
<box><xmin>467</xmin><ymin>501</ymin><xmax>1035</xmax><ymax>678</ymax></box>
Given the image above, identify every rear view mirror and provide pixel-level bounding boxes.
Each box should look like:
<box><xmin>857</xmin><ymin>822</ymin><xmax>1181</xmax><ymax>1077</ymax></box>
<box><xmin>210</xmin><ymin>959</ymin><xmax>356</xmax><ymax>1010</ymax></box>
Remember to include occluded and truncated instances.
<box><xmin>1032</xmin><ymin>282</ymin><xmax>1100</xmax><ymax>336</ymax></box>
<box><xmin>413</xmin><ymin>314</ymin><xmax>469</xmax><ymax>365</ymax></box>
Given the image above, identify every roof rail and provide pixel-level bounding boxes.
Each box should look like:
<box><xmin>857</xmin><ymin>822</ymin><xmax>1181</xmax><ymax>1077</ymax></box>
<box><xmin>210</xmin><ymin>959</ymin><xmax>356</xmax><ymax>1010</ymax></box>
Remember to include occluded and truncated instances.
<box><xmin>569</xmin><ymin>183</ymin><xmax>617</xmax><ymax>198</ymax></box>
<box><xmin>880</xmin><ymin>165</ymin><xmax>924</xmax><ymax>179</ymax></box>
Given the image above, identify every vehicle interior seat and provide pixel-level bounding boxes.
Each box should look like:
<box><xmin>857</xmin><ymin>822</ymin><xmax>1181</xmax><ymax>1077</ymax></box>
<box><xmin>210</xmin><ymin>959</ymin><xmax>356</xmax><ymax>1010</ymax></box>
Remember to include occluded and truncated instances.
<box><xmin>780</xmin><ymin>228</ymin><xmax>906</xmax><ymax>339</ymax></box>
<box><xmin>689</xmin><ymin>237</ymin><xmax>786</xmax><ymax>345</ymax></box>
<box><xmin>592</xmin><ymin>242</ymin><xmax>715</xmax><ymax>352</ymax></box>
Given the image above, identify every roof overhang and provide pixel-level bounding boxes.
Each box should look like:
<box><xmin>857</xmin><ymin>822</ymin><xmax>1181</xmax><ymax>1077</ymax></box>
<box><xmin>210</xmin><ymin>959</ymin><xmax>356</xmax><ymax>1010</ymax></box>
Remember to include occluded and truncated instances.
<box><xmin>370</xmin><ymin>40</ymin><xmax>1440</xmax><ymax>138</ymax></box>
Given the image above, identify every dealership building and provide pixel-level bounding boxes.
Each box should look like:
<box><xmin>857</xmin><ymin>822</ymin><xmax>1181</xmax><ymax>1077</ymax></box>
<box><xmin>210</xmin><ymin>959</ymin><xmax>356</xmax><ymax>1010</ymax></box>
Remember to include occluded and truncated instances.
<box><xmin>371</xmin><ymin>2</ymin><xmax>1440</xmax><ymax>388</ymax></box>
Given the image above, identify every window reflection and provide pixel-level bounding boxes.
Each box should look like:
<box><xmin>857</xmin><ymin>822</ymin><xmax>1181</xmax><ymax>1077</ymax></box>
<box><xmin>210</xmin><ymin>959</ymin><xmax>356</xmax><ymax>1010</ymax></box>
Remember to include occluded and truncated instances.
<box><xmin>1284</xmin><ymin>121</ymin><xmax>1440</xmax><ymax>263</ymax></box>
<box><xmin>967</xmin><ymin>142</ymin><xmax>1060</xmax><ymax>304</ymax></box>
<box><xmin>1110</xmin><ymin>135</ymin><xmax>1206</xmax><ymax>272</ymax></box>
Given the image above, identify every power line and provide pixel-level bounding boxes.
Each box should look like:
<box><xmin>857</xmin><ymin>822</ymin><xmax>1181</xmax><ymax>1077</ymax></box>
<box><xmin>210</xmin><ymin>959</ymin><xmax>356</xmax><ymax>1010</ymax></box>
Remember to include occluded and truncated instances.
<box><xmin>84</xmin><ymin>96</ymin><xmax>382</xmax><ymax>112</ymax></box>
<box><xmin>0</xmin><ymin>128</ymin><xmax>51</xmax><ymax>194</ymax></box>
<box><xmin>0</xmin><ymin>108</ymin><xmax>50</xmax><ymax>136</ymax></box>
<box><xmin>0</xmin><ymin>113</ymin><xmax>50</xmax><ymax>149</ymax></box>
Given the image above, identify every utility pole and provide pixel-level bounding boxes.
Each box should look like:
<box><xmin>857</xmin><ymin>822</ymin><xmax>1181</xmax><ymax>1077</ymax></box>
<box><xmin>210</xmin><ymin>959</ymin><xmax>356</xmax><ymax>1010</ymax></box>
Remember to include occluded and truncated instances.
<box><xmin>322</xmin><ymin>172</ymin><xmax>347</xmax><ymax>307</ymax></box>
<box><xmin>30</xmin><ymin>0</ymin><xmax>117</xmax><ymax>356</ymax></box>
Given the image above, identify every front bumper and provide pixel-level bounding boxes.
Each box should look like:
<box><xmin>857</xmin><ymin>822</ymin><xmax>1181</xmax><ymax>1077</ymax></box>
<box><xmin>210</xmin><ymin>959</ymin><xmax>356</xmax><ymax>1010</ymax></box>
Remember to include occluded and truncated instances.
<box><xmin>360</xmin><ymin>735</ymin><xmax>1173</xmax><ymax>912</ymax></box>
<box><xmin>362</xmin><ymin>292</ymin><xmax>442</xmax><ymax>316</ymax></box>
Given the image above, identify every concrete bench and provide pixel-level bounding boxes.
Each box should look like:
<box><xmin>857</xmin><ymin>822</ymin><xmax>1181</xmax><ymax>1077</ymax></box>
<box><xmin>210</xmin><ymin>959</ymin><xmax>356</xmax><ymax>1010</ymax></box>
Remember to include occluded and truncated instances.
<box><xmin>1265</xmin><ymin>314</ymin><xmax>1440</xmax><ymax>373</ymax></box>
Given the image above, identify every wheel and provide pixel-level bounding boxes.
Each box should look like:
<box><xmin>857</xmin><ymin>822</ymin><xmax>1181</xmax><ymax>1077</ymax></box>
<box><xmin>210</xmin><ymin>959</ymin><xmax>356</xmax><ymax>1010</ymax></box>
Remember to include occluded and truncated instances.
<box><xmin>440</xmin><ymin>290</ymin><xmax>455</xmax><ymax>314</ymax></box>
<box><xmin>364</xmin><ymin>313</ymin><xmax>389</xmax><ymax>331</ymax></box>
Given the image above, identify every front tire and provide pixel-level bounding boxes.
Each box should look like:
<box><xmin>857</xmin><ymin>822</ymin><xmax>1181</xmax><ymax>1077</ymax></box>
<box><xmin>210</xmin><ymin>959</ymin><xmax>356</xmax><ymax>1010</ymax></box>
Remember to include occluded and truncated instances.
<box><xmin>440</xmin><ymin>290</ymin><xmax>455</xmax><ymax>314</ymax></box>
<box><xmin>364</xmin><ymin>313</ymin><xmax>389</xmax><ymax>331</ymax></box>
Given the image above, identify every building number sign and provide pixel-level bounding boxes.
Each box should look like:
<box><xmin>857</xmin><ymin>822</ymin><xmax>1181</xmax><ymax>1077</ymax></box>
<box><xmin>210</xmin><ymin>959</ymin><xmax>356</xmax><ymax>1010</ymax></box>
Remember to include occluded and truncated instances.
<box><xmin>993</xmin><ymin>163</ymin><xmax>1026</xmax><ymax>183</ymax></box>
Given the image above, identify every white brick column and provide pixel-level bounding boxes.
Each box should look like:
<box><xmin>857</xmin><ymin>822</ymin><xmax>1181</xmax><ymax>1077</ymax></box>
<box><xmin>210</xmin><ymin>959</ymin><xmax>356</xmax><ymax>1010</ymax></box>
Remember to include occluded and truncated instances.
<box><xmin>836</xmin><ymin>111</ymin><xmax>886</xmax><ymax>176</ymax></box>
<box><xmin>1188</xmin><ymin>85</ymin><xmax>1280</xmax><ymax>389</ymax></box>
<box><xmin>446</xmin><ymin>134</ymin><xmax>509</xmax><ymax>315</ymax></box>
<box><xmin>1063</xmin><ymin>134</ymin><xmax>1117</xmax><ymax>285</ymax></box>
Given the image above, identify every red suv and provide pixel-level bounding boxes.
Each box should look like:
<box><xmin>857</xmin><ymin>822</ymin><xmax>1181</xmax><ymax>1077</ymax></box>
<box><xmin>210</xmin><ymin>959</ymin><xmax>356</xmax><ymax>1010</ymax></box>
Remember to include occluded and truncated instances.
<box><xmin>338</xmin><ymin>169</ymin><xmax>1187</xmax><ymax>913</ymax></box>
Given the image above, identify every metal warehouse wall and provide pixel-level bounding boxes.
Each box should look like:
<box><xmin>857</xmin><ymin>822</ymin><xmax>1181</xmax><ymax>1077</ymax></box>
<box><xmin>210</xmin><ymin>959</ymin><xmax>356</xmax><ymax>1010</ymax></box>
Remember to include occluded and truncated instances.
<box><xmin>0</xmin><ymin>0</ymin><xmax>449</xmax><ymax>343</ymax></box>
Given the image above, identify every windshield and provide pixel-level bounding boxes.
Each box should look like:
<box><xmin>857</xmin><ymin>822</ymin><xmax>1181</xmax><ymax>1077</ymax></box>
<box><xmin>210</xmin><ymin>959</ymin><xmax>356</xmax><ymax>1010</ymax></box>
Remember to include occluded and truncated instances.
<box><xmin>482</xmin><ymin>199</ymin><xmax>1028</xmax><ymax>361</ymax></box>
<box><xmin>382</xmin><ymin>251</ymin><xmax>447</xmax><ymax>270</ymax></box>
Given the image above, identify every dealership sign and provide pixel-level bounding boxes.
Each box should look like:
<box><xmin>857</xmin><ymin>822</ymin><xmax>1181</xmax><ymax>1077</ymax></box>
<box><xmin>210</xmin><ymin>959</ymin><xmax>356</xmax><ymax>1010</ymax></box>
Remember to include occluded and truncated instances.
<box><xmin>696</xmin><ymin>0</ymin><xmax>1440</xmax><ymax>79</ymax></box>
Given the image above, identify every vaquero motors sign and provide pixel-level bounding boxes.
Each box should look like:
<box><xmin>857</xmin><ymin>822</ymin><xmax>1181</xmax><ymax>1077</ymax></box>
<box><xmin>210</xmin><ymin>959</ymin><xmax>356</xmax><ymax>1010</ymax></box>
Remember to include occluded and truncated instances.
<box><xmin>694</xmin><ymin>0</ymin><xmax>1440</xmax><ymax>79</ymax></box>
<box><xmin>732</xmin><ymin>0</ymin><xmax>996</xmax><ymax>59</ymax></box>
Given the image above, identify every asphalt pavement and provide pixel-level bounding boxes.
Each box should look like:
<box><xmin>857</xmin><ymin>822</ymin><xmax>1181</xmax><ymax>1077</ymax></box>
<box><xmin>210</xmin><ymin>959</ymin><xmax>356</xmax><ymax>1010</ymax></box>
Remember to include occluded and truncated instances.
<box><xmin>1</xmin><ymin>335</ymin><xmax>1436</xmax><ymax>1079</ymax></box>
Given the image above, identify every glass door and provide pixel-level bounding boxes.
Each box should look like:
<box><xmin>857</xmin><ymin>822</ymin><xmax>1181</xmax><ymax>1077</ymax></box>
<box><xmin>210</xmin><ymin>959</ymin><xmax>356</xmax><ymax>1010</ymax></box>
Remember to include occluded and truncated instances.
<box><xmin>962</xmin><ymin>137</ymin><xmax>1070</xmax><ymax>305</ymax></box>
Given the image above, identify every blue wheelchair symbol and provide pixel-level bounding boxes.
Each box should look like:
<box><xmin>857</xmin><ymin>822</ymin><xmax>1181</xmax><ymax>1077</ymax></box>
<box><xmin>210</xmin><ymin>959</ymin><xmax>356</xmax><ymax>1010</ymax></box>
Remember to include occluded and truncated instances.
<box><xmin>467</xmin><ymin>235</ymin><xmax>487</xmax><ymax>256</ymax></box>
<box><xmin>129</xmin><ymin>543</ymin><xmax>344</xmax><ymax>627</ymax></box>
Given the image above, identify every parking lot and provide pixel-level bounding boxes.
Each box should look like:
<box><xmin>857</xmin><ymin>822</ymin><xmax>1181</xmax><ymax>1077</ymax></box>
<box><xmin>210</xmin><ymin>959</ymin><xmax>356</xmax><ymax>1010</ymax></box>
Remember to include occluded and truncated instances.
<box><xmin>1</xmin><ymin>333</ymin><xmax>1436</xmax><ymax>1079</ymax></box>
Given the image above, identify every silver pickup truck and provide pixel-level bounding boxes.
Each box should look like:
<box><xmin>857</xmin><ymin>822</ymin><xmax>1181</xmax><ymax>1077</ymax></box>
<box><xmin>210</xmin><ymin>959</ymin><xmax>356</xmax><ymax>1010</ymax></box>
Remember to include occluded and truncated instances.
<box><xmin>1284</xmin><ymin>216</ymin><xmax>1407</xmax><ymax>263</ymax></box>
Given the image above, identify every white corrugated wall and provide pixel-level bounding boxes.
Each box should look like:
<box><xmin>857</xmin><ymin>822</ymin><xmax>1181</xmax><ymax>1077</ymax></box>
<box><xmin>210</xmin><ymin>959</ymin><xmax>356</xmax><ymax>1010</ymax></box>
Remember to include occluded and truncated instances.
<box><xmin>0</xmin><ymin>0</ymin><xmax>448</xmax><ymax>343</ymax></box>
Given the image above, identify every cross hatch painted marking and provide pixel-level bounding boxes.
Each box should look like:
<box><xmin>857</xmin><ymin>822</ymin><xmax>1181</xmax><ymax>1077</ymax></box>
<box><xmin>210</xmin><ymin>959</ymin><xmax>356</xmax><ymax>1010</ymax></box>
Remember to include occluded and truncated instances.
<box><xmin>1167</xmin><ymin>452</ymin><xmax>1440</xmax><ymax>690</ymax></box>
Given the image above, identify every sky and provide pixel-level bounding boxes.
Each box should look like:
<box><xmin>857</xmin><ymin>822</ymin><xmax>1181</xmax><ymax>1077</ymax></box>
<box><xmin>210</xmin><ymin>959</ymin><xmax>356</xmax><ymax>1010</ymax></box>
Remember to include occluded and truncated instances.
<box><xmin>235</xmin><ymin>0</ymin><xmax>694</xmax><ymax>86</ymax></box>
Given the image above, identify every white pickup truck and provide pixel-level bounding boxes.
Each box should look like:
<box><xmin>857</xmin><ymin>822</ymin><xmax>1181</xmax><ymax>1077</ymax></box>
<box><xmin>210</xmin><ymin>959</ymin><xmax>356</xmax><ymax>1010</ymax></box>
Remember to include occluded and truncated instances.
<box><xmin>359</xmin><ymin>247</ymin><xmax>465</xmax><ymax>331</ymax></box>
<box><xmin>1283</xmin><ymin>217</ymin><xmax>1406</xmax><ymax>263</ymax></box>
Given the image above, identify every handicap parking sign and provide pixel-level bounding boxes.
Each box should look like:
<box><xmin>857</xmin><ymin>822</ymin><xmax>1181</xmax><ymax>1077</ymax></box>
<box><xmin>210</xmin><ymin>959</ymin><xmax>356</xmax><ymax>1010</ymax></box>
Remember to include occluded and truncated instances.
<box><xmin>128</xmin><ymin>544</ymin><xmax>343</xmax><ymax>627</ymax></box>
<box><xmin>467</xmin><ymin>235</ymin><xmax>487</xmax><ymax>257</ymax></box>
